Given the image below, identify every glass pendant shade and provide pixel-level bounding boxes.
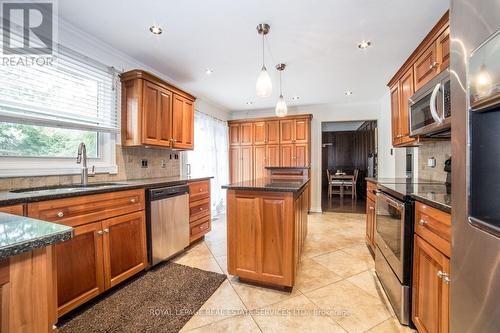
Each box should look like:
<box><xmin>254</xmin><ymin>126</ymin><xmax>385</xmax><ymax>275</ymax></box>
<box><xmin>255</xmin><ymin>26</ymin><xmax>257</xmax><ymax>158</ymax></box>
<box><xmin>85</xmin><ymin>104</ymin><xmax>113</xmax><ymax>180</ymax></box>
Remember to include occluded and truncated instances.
<box><xmin>256</xmin><ymin>66</ymin><xmax>272</xmax><ymax>97</ymax></box>
<box><xmin>275</xmin><ymin>94</ymin><xmax>288</xmax><ymax>117</ymax></box>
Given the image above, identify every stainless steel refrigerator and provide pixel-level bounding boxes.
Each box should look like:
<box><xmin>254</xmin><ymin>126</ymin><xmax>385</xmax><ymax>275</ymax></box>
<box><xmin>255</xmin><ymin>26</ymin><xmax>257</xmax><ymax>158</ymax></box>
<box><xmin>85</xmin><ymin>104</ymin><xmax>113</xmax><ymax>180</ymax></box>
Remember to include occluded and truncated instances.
<box><xmin>451</xmin><ymin>1</ymin><xmax>500</xmax><ymax>332</ymax></box>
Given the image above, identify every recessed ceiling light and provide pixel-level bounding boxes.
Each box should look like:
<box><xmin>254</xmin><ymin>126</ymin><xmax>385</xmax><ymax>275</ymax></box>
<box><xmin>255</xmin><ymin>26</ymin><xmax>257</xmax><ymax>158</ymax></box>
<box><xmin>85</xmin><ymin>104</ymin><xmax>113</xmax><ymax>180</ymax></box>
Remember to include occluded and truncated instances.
<box><xmin>292</xmin><ymin>96</ymin><xmax>300</xmax><ymax>100</ymax></box>
<box><xmin>357</xmin><ymin>40</ymin><xmax>371</xmax><ymax>49</ymax></box>
<box><xmin>149</xmin><ymin>25</ymin><xmax>163</xmax><ymax>35</ymax></box>
<box><xmin>345</xmin><ymin>91</ymin><xmax>353</xmax><ymax>96</ymax></box>
<box><xmin>205</xmin><ymin>68</ymin><xmax>214</xmax><ymax>75</ymax></box>
<box><xmin>246</xmin><ymin>101</ymin><xmax>254</xmax><ymax>105</ymax></box>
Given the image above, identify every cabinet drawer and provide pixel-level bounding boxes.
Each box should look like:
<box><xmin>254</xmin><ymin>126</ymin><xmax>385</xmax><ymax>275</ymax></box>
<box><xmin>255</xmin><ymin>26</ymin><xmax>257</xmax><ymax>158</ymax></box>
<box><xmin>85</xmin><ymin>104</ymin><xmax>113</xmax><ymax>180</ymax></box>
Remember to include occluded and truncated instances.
<box><xmin>415</xmin><ymin>201</ymin><xmax>451</xmax><ymax>257</ymax></box>
<box><xmin>0</xmin><ymin>204</ymin><xmax>24</xmax><ymax>216</ymax></box>
<box><xmin>189</xmin><ymin>197</ymin><xmax>210</xmax><ymax>222</ymax></box>
<box><xmin>189</xmin><ymin>180</ymin><xmax>210</xmax><ymax>202</ymax></box>
<box><xmin>190</xmin><ymin>215</ymin><xmax>211</xmax><ymax>241</ymax></box>
<box><xmin>28</xmin><ymin>189</ymin><xmax>145</xmax><ymax>227</ymax></box>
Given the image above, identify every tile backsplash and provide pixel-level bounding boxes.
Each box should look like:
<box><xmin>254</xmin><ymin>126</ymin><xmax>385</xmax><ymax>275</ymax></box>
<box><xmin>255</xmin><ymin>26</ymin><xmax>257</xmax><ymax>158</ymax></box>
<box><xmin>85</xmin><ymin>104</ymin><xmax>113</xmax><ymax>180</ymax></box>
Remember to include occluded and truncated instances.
<box><xmin>418</xmin><ymin>141</ymin><xmax>451</xmax><ymax>182</ymax></box>
<box><xmin>0</xmin><ymin>145</ymin><xmax>181</xmax><ymax>191</ymax></box>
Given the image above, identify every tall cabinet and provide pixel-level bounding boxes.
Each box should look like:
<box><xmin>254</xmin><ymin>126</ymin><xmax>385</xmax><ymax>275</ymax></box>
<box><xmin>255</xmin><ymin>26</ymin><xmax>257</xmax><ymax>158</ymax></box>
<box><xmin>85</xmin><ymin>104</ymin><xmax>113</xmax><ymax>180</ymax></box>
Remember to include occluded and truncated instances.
<box><xmin>228</xmin><ymin>115</ymin><xmax>312</xmax><ymax>183</ymax></box>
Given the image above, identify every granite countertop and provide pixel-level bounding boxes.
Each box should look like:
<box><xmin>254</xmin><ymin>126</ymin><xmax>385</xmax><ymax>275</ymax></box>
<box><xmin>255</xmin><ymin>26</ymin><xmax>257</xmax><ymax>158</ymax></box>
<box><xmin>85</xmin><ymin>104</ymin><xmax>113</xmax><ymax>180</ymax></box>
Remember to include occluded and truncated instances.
<box><xmin>365</xmin><ymin>177</ymin><xmax>451</xmax><ymax>213</ymax></box>
<box><xmin>222</xmin><ymin>177</ymin><xmax>310</xmax><ymax>193</ymax></box>
<box><xmin>0</xmin><ymin>213</ymin><xmax>73</xmax><ymax>259</ymax></box>
<box><xmin>0</xmin><ymin>175</ymin><xmax>213</xmax><ymax>207</ymax></box>
<box><xmin>265</xmin><ymin>166</ymin><xmax>311</xmax><ymax>170</ymax></box>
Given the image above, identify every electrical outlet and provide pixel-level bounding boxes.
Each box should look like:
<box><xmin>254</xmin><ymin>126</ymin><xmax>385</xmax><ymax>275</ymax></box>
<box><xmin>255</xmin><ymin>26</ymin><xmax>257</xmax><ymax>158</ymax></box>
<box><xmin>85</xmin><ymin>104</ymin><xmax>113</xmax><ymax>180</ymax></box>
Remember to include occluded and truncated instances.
<box><xmin>160</xmin><ymin>160</ymin><xmax>167</xmax><ymax>168</ymax></box>
<box><xmin>141</xmin><ymin>159</ymin><xmax>148</xmax><ymax>168</ymax></box>
<box><xmin>174</xmin><ymin>154</ymin><xmax>179</xmax><ymax>160</ymax></box>
<box><xmin>427</xmin><ymin>157</ymin><xmax>436</xmax><ymax>168</ymax></box>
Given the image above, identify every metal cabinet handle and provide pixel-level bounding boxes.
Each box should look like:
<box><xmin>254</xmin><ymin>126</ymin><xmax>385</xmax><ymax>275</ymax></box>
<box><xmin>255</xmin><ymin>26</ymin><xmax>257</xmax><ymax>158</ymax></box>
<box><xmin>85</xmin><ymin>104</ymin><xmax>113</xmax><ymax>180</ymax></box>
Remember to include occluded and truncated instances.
<box><xmin>104</xmin><ymin>228</ymin><xmax>109</xmax><ymax>233</ymax></box>
<box><xmin>437</xmin><ymin>270</ymin><xmax>450</xmax><ymax>280</ymax></box>
<box><xmin>130</xmin><ymin>198</ymin><xmax>136</xmax><ymax>203</ymax></box>
<box><xmin>56</xmin><ymin>211</ymin><xmax>64</xmax><ymax>218</ymax></box>
<box><xmin>369</xmin><ymin>206</ymin><xmax>375</xmax><ymax>211</ymax></box>
<box><xmin>443</xmin><ymin>275</ymin><xmax>451</xmax><ymax>284</ymax></box>
<box><xmin>199</xmin><ymin>207</ymin><xmax>204</xmax><ymax>211</ymax></box>
<box><xmin>419</xmin><ymin>219</ymin><xmax>428</xmax><ymax>226</ymax></box>
<box><xmin>97</xmin><ymin>230</ymin><xmax>103</xmax><ymax>235</ymax></box>
<box><xmin>429</xmin><ymin>61</ymin><xmax>439</xmax><ymax>70</ymax></box>
<box><xmin>199</xmin><ymin>188</ymin><xmax>203</xmax><ymax>192</ymax></box>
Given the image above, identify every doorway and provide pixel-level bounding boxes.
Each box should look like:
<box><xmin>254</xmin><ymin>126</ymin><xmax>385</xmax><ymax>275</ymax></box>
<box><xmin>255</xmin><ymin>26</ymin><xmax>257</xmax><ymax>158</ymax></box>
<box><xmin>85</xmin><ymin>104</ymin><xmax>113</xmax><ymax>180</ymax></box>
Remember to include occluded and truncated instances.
<box><xmin>321</xmin><ymin>120</ymin><xmax>377</xmax><ymax>213</ymax></box>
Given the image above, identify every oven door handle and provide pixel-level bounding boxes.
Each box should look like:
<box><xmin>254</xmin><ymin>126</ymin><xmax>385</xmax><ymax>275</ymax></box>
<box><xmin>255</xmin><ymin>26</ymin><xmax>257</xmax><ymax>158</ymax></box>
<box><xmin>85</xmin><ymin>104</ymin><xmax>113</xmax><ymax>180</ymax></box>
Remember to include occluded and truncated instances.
<box><xmin>376</xmin><ymin>191</ymin><xmax>405</xmax><ymax>209</ymax></box>
<box><xmin>430</xmin><ymin>83</ymin><xmax>444</xmax><ymax>124</ymax></box>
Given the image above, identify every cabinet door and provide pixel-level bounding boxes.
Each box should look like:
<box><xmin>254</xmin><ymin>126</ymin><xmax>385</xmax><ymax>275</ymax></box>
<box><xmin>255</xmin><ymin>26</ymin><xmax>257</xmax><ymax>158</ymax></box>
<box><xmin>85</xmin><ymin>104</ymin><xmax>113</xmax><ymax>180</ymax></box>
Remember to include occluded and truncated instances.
<box><xmin>55</xmin><ymin>221</ymin><xmax>104</xmax><ymax>317</ymax></box>
<box><xmin>399</xmin><ymin>68</ymin><xmax>416</xmax><ymax>145</ymax></box>
<box><xmin>253</xmin><ymin>122</ymin><xmax>267</xmax><ymax>145</ymax></box>
<box><xmin>229</xmin><ymin>124</ymin><xmax>240</xmax><ymax>145</ymax></box>
<box><xmin>240</xmin><ymin>146</ymin><xmax>253</xmax><ymax>181</ymax></box>
<box><xmin>253</xmin><ymin>145</ymin><xmax>267</xmax><ymax>179</ymax></box>
<box><xmin>294</xmin><ymin>119</ymin><xmax>309</xmax><ymax>143</ymax></box>
<box><xmin>142</xmin><ymin>81</ymin><xmax>161</xmax><ymax>145</ymax></box>
<box><xmin>267</xmin><ymin>144</ymin><xmax>280</xmax><ymax>167</ymax></box>
<box><xmin>294</xmin><ymin>143</ymin><xmax>309</xmax><ymax>167</ymax></box>
<box><xmin>280</xmin><ymin>144</ymin><xmax>294</xmax><ymax>167</ymax></box>
<box><xmin>414</xmin><ymin>43</ymin><xmax>438</xmax><ymax>91</ymax></box>
<box><xmin>365</xmin><ymin>197</ymin><xmax>376</xmax><ymax>250</ymax></box>
<box><xmin>412</xmin><ymin>235</ymin><xmax>450</xmax><ymax>333</ymax></box>
<box><xmin>172</xmin><ymin>94</ymin><xmax>194</xmax><ymax>150</ymax></box>
<box><xmin>157</xmin><ymin>89</ymin><xmax>173</xmax><ymax>147</ymax></box>
<box><xmin>436</xmin><ymin>27</ymin><xmax>450</xmax><ymax>71</ymax></box>
<box><xmin>280</xmin><ymin>120</ymin><xmax>295</xmax><ymax>144</ymax></box>
<box><xmin>240</xmin><ymin>122</ymin><xmax>253</xmax><ymax>146</ymax></box>
<box><xmin>267</xmin><ymin>121</ymin><xmax>280</xmax><ymax>144</ymax></box>
<box><xmin>102</xmin><ymin>211</ymin><xmax>147</xmax><ymax>289</ymax></box>
<box><xmin>390</xmin><ymin>83</ymin><xmax>401</xmax><ymax>145</ymax></box>
<box><xmin>229</xmin><ymin>146</ymin><xmax>241</xmax><ymax>183</ymax></box>
<box><xmin>0</xmin><ymin>204</ymin><xmax>23</xmax><ymax>215</ymax></box>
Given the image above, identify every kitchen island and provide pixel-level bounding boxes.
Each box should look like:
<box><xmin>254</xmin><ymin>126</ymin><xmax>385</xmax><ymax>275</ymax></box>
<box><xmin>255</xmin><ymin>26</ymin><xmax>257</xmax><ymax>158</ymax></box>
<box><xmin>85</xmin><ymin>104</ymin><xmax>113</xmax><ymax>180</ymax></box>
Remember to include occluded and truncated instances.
<box><xmin>222</xmin><ymin>177</ymin><xmax>309</xmax><ymax>288</ymax></box>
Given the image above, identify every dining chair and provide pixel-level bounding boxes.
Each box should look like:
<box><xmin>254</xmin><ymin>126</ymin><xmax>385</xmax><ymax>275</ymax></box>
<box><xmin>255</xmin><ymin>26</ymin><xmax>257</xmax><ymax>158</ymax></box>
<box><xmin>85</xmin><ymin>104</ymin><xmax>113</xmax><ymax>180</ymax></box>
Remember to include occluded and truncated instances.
<box><xmin>343</xmin><ymin>169</ymin><xmax>360</xmax><ymax>199</ymax></box>
<box><xmin>326</xmin><ymin>169</ymin><xmax>344</xmax><ymax>198</ymax></box>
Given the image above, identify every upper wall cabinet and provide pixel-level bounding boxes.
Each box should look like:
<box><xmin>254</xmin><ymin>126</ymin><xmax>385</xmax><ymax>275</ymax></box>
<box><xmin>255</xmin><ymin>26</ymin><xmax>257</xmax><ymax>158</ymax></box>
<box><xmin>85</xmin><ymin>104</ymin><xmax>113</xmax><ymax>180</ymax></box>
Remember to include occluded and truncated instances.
<box><xmin>387</xmin><ymin>11</ymin><xmax>449</xmax><ymax>147</ymax></box>
<box><xmin>121</xmin><ymin>70</ymin><xmax>196</xmax><ymax>150</ymax></box>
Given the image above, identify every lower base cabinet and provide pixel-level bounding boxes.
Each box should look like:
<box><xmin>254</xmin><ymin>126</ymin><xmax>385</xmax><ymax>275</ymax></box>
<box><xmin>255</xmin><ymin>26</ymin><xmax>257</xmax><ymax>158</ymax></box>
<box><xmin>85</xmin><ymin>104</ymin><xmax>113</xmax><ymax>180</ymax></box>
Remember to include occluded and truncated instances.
<box><xmin>412</xmin><ymin>235</ymin><xmax>450</xmax><ymax>333</ymax></box>
<box><xmin>55</xmin><ymin>211</ymin><xmax>147</xmax><ymax>317</ymax></box>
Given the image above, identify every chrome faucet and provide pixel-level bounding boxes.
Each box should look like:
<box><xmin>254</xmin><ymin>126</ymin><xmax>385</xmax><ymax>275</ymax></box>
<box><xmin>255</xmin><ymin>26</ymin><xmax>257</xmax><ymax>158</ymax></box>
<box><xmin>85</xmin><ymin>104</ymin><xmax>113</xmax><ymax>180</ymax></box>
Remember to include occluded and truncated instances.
<box><xmin>76</xmin><ymin>142</ymin><xmax>95</xmax><ymax>186</ymax></box>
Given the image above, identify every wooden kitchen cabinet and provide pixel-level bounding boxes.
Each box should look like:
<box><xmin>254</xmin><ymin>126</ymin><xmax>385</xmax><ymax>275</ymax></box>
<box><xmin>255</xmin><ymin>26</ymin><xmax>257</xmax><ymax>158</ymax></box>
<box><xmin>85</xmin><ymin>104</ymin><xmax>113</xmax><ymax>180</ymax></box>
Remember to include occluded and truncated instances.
<box><xmin>413</xmin><ymin>201</ymin><xmax>451</xmax><ymax>333</ymax></box>
<box><xmin>253</xmin><ymin>121</ymin><xmax>266</xmax><ymax>145</ymax></box>
<box><xmin>365</xmin><ymin>196</ymin><xmax>376</xmax><ymax>253</ymax></box>
<box><xmin>240</xmin><ymin>122</ymin><xmax>253</xmax><ymax>146</ymax></box>
<box><xmin>229</xmin><ymin>123</ymin><xmax>241</xmax><ymax>145</ymax></box>
<box><xmin>267</xmin><ymin>144</ymin><xmax>280</xmax><ymax>167</ymax></box>
<box><xmin>253</xmin><ymin>145</ymin><xmax>267</xmax><ymax>179</ymax></box>
<box><xmin>55</xmin><ymin>221</ymin><xmax>105</xmax><ymax>317</ymax></box>
<box><xmin>102</xmin><ymin>211</ymin><xmax>147</xmax><ymax>289</ymax></box>
<box><xmin>0</xmin><ymin>204</ymin><xmax>24</xmax><ymax>215</ymax></box>
<box><xmin>121</xmin><ymin>69</ymin><xmax>195</xmax><ymax>150</ymax></box>
<box><xmin>387</xmin><ymin>12</ymin><xmax>449</xmax><ymax>147</ymax></box>
<box><xmin>280</xmin><ymin>119</ymin><xmax>295</xmax><ymax>144</ymax></box>
<box><xmin>267</xmin><ymin>121</ymin><xmax>280</xmax><ymax>144</ymax></box>
<box><xmin>412</xmin><ymin>235</ymin><xmax>450</xmax><ymax>333</ymax></box>
<box><xmin>188</xmin><ymin>180</ymin><xmax>212</xmax><ymax>243</ymax></box>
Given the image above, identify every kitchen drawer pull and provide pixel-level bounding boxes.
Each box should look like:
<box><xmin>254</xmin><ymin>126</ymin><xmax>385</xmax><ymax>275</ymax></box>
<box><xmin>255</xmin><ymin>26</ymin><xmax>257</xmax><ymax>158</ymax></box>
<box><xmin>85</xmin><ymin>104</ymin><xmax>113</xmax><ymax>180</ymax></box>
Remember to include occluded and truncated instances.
<box><xmin>429</xmin><ymin>61</ymin><xmax>439</xmax><ymax>70</ymax></box>
<box><xmin>130</xmin><ymin>198</ymin><xmax>136</xmax><ymax>203</ymax></box>
<box><xmin>443</xmin><ymin>275</ymin><xmax>451</xmax><ymax>284</ymax></box>
<box><xmin>199</xmin><ymin>207</ymin><xmax>204</xmax><ymax>211</ymax></box>
<box><xmin>419</xmin><ymin>219</ymin><xmax>428</xmax><ymax>226</ymax></box>
<box><xmin>97</xmin><ymin>230</ymin><xmax>103</xmax><ymax>235</ymax></box>
<box><xmin>437</xmin><ymin>270</ymin><xmax>449</xmax><ymax>279</ymax></box>
<box><xmin>104</xmin><ymin>228</ymin><xmax>109</xmax><ymax>233</ymax></box>
<box><xmin>56</xmin><ymin>211</ymin><xmax>64</xmax><ymax>218</ymax></box>
<box><xmin>199</xmin><ymin>188</ymin><xmax>203</xmax><ymax>192</ymax></box>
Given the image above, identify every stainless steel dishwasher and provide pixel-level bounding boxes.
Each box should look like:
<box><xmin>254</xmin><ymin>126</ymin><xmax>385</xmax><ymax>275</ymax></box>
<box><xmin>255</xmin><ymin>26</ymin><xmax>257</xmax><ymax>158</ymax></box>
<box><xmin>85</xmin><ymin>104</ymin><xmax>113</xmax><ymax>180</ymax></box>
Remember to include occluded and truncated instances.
<box><xmin>147</xmin><ymin>184</ymin><xmax>189</xmax><ymax>266</ymax></box>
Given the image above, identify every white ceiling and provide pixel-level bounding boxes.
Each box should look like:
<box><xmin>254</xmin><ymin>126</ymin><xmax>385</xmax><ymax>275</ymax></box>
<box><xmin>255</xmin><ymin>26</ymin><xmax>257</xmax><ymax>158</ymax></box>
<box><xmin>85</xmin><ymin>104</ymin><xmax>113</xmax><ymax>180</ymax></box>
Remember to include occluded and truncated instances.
<box><xmin>58</xmin><ymin>0</ymin><xmax>448</xmax><ymax>111</ymax></box>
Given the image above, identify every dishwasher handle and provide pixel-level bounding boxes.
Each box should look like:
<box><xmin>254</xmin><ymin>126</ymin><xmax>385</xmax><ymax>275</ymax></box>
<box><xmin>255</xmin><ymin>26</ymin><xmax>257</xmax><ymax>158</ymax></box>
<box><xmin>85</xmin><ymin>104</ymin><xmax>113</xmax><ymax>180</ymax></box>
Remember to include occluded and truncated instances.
<box><xmin>149</xmin><ymin>185</ymin><xmax>189</xmax><ymax>201</ymax></box>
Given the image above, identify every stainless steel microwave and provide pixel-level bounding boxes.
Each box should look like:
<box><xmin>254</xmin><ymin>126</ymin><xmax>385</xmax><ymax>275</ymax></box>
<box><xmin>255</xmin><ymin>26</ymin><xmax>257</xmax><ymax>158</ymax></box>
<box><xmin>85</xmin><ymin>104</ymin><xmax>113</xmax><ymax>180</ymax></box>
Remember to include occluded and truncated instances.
<box><xmin>409</xmin><ymin>69</ymin><xmax>451</xmax><ymax>137</ymax></box>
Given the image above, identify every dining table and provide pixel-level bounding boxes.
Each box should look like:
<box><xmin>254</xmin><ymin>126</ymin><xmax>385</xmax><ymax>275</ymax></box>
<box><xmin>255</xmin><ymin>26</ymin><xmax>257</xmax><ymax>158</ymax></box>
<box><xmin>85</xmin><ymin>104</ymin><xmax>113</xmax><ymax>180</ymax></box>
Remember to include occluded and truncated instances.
<box><xmin>331</xmin><ymin>174</ymin><xmax>355</xmax><ymax>197</ymax></box>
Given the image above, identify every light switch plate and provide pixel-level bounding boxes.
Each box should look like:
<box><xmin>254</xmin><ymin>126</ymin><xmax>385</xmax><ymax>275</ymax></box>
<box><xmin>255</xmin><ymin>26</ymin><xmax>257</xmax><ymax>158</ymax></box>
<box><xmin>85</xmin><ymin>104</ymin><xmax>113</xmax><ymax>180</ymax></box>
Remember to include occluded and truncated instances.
<box><xmin>428</xmin><ymin>157</ymin><xmax>436</xmax><ymax>168</ymax></box>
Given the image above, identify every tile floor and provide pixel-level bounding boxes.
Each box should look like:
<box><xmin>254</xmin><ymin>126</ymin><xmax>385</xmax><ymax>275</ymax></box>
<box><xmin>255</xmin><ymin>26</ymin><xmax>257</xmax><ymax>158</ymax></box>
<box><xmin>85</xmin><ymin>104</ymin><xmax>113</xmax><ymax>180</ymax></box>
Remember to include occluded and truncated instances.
<box><xmin>174</xmin><ymin>212</ymin><xmax>415</xmax><ymax>333</ymax></box>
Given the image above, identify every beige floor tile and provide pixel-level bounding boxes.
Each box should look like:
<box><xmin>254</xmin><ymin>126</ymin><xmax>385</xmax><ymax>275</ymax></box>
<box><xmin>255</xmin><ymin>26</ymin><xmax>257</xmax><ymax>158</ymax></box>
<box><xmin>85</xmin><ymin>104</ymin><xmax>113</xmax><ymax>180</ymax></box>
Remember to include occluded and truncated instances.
<box><xmin>252</xmin><ymin>294</ymin><xmax>346</xmax><ymax>333</ymax></box>
<box><xmin>205</xmin><ymin>239</ymin><xmax>227</xmax><ymax>257</ymax></box>
<box><xmin>174</xmin><ymin>255</ymin><xmax>223</xmax><ymax>274</ymax></box>
<box><xmin>366</xmin><ymin>318</ymin><xmax>416</xmax><ymax>333</ymax></box>
<box><xmin>346</xmin><ymin>269</ymin><xmax>385</xmax><ymax>299</ymax></box>
<box><xmin>183</xmin><ymin>314</ymin><xmax>260</xmax><ymax>333</ymax></box>
<box><xmin>184</xmin><ymin>242</ymin><xmax>214</xmax><ymax>259</ymax></box>
<box><xmin>214</xmin><ymin>255</ymin><xmax>234</xmax><ymax>278</ymax></box>
<box><xmin>305</xmin><ymin>280</ymin><xmax>392</xmax><ymax>333</ymax></box>
<box><xmin>295</xmin><ymin>258</ymin><xmax>343</xmax><ymax>293</ymax></box>
<box><xmin>231</xmin><ymin>280</ymin><xmax>300</xmax><ymax>310</ymax></box>
<box><xmin>181</xmin><ymin>280</ymin><xmax>247</xmax><ymax>331</ymax></box>
<box><xmin>342</xmin><ymin>244</ymin><xmax>374</xmax><ymax>263</ymax></box>
<box><xmin>312</xmin><ymin>250</ymin><xmax>373</xmax><ymax>278</ymax></box>
<box><xmin>302</xmin><ymin>239</ymin><xmax>338</xmax><ymax>258</ymax></box>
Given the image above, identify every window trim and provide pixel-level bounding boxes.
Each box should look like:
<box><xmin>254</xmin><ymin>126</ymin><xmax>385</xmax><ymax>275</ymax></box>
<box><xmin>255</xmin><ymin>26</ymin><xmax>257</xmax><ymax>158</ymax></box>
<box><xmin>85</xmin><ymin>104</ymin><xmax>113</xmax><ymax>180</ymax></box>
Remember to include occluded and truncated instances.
<box><xmin>0</xmin><ymin>132</ymin><xmax>118</xmax><ymax>177</ymax></box>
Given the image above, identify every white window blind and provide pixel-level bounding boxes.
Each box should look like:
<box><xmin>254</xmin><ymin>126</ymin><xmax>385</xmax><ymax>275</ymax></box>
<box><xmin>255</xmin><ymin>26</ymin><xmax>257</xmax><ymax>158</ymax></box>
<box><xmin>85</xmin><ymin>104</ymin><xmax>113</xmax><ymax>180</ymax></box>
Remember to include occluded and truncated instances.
<box><xmin>0</xmin><ymin>45</ymin><xmax>120</xmax><ymax>132</ymax></box>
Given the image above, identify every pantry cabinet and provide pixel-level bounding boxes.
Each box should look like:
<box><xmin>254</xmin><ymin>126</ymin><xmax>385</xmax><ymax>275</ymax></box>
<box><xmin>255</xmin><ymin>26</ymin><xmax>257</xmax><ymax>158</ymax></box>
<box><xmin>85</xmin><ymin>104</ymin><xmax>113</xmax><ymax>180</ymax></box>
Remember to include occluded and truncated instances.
<box><xmin>228</xmin><ymin>114</ymin><xmax>312</xmax><ymax>182</ymax></box>
<box><xmin>121</xmin><ymin>69</ymin><xmax>195</xmax><ymax>150</ymax></box>
<box><xmin>387</xmin><ymin>11</ymin><xmax>449</xmax><ymax>147</ymax></box>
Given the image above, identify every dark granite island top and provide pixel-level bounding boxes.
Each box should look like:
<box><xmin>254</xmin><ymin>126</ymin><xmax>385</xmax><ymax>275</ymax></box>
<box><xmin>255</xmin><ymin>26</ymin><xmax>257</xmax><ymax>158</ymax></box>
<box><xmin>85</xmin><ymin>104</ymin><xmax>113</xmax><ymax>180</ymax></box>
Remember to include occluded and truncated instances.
<box><xmin>222</xmin><ymin>177</ymin><xmax>310</xmax><ymax>193</ymax></box>
<box><xmin>0</xmin><ymin>213</ymin><xmax>73</xmax><ymax>259</ymax></box>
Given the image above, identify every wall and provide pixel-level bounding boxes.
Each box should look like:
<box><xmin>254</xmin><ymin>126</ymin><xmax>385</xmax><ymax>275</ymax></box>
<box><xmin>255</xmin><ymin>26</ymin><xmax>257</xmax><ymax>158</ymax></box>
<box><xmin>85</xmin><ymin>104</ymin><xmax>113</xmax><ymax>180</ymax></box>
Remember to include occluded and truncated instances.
<box><xmin>417</xmin><ymin>141</ymin><xmax>451</xmax><ymax>181</ymax></box>
<box><xmin>230</xmin><ymin>102</ymin><xmax>381</xmax><ymax>212</ymax></box>
<box><xmin>0</xmin><ymin>17</ymin><xmax>229</xmax><ymax>190</ymax></box>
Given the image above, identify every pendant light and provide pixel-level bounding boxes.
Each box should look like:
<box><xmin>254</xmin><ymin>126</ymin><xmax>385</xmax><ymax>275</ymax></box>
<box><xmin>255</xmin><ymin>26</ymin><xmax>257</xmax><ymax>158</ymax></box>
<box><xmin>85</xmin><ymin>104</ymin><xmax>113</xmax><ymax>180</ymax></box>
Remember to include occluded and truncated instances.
<box><xmin>275</xmin><ymin>63</ymin><xmax>288</xmax><ymax>117</ymax></box>
<box><xmin>256</xmin><ymin>23</ymin><xmax>272</xmax><ymax>97</ymax></box>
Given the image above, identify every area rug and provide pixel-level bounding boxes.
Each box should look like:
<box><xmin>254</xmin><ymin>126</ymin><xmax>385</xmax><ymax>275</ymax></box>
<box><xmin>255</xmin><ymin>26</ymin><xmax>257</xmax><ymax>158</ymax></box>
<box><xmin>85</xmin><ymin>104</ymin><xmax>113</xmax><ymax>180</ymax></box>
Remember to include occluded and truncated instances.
<box><xmin>58</xmin><ymin>262</ymin><xmax>227</xmax><ymax>333</ymax></box>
